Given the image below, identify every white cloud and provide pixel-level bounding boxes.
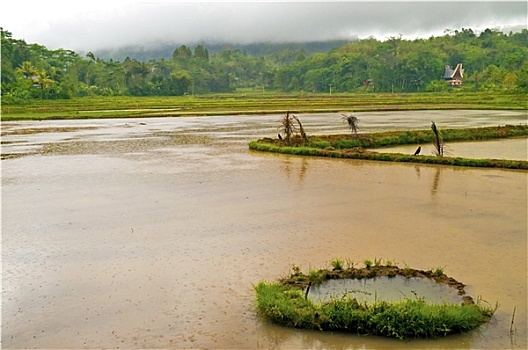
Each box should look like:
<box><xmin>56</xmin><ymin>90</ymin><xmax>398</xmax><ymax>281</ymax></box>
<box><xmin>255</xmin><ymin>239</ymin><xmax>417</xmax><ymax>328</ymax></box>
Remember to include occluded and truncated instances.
<box><xmin>1</xmin><ymin>1</ymin><xmax>526</xmax><ymax>51</ymax></box>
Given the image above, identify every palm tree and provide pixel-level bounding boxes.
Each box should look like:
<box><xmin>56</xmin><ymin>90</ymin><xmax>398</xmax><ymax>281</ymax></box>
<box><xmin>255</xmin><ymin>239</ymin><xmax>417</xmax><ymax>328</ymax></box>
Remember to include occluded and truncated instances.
<box><xmin>35</xmin><ymin>70</ymin><xmax>53</xmax><ymax>96</ymax></box>
<box><xmin>16</xmin><ymin>61</ymin><xmax>37</xmax><ymax>79</ymax></box>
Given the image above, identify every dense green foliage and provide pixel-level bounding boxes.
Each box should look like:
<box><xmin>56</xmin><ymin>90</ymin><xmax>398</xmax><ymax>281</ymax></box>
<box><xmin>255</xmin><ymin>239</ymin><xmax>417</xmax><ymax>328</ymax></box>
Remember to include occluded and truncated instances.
<box><xmin>2</xmin><ymin>27</ymin><xmax>527</xmax><ymax>104</ymax></box>
<box><xmin>249</xmin><ymin>125</ymin><xmax>528</xmax><ymax>169</ymax></box>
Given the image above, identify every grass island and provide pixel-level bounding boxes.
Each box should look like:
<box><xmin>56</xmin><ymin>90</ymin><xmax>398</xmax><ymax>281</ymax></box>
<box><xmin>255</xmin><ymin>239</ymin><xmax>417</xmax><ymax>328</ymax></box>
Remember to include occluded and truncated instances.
<box><xmin>249</xmin><ymin>123</ymin><xmax>528</xmax><ymax>169</ymax></box>
<box><xmin>255</xmin><ymin>259</ymin><xmax>496</xmax><ymax>339</ymax></box>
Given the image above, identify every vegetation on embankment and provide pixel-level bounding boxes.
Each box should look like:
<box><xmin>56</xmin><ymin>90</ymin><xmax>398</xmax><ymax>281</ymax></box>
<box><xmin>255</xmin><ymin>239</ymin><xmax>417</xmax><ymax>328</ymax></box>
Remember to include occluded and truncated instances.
<box><xmin>254</xmin><ymin>259</ymin><xmax>496</xmax><ymax>339</ymax></box>
<box><xmin>1</xmin><ymin>92</ymin><xmax>527</xmax><ymax>121</ymax></box>
<box><xmin>249</xmin><ymin>125</ymin><xmax>528</xmax><ymax>169</ymax></box>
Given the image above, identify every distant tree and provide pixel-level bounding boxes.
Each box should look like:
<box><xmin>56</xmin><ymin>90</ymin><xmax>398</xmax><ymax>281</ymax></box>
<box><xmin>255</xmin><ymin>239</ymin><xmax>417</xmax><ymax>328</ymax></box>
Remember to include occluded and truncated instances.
<box><xmin>172</xmin><ymin>45</ymin><xmax>192</xmax><ymax>60</ymax></box>
<box><xmin>16</xmin><ymin>61</ymin><xmax>37</xmax><ymax>79</ymax></box>
<box><xmin>35</xmin><ymin>69</ymin><xmax>53</xmax><ymax>94</ymax></box>
<box><xmin>124</xmin><ymin>60</ymin><xmax>153</xmax><ymax>96</ymax></box>
<box><xmin>58</xmin><ymin>68</ymin><xmax>79</xmax><ymax>98</ymax></box>
<box><xmin>515</xmin><ymin>61</ymin><xmax>528</xmax><ymax>91</ymax></box>
<box><xmin>194</xmin><ymin>45</ymin><xmax>209</xmax><ymax>60</ymax></box>
<box><xmin>86</xmin><ymin>51</ymin><xmax>96</xmax><ymax>62</ymax></box>
<box><xmin>426</xmin><ymin>79</ymin><xmax>449</xmax><ymax>92</ymax></box>
<box><xmin>169</xmin><ymin>70</ymin><xmax>191</xmax><ymax>95</ymax></box>
<box><xmin>503</xmin><ymin>71</ymin><xmax>518</xmax><ymax>90</ymax></box>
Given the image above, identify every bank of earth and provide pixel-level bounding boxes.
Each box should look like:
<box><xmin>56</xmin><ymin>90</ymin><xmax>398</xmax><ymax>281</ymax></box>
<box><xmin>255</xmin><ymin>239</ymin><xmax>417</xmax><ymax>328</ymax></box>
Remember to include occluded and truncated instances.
<box><xmin>249</xmin><ymin>124</ymin><xmax>528</xmax><ymax>169</ymax></box>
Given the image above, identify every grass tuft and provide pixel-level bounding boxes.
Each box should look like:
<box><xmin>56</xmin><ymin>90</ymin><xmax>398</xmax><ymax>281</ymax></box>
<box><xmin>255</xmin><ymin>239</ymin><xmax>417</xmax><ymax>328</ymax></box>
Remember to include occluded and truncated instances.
<box><xmin>330</xmin><ymin>258</ymin><xmax>344</xmax><ymax>271</ymax></box>
<box><xmin>364</xmin><ymin>259</ymin><xmax>373</xmax><ymax>268</ymax></box>
<box><xmin>431</xmin><ymin>266</ymin><xmax>445</xmax><ymax>277</ymax></box>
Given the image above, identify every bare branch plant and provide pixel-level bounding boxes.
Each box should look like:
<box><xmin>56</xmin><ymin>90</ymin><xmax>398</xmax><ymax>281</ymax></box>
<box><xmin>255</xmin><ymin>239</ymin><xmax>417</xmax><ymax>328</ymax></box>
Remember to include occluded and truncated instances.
<box><xmin>292</xmin><ymin>115</ymin><xmax>309</xmax><ymax>145</ymax></box>
<box><xmin>342</xmin><ymin>113</ymin><xmax>359</xmax><ymax>138</ymax></box>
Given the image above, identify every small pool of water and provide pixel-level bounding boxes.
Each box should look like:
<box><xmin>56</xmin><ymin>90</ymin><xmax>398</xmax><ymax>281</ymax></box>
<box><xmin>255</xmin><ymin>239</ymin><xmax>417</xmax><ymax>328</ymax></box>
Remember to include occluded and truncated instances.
<box><xmin>371</xmin><ymin>138</ymin><xmax>527</xmax><ymax>161</ymax></box>
<box><xmin>308</xmin><ymin>276</ymin><xmax>465</xmax><ymax>305</ymax></box>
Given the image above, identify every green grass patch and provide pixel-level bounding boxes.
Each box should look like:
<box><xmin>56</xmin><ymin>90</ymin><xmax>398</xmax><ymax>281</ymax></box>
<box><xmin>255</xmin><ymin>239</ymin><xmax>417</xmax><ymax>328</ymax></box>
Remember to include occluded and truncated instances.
<box><xmin>249</xmin><ymin>125</ymin><xmax>528</xmax><ymax>170</ymax></box>
<box><xmin>255</xmin><ymin>261</ymin><xmax>496</xmax><ymax>339</ymax></box>
<box><xmin>2</xmin><ymin>92</ymin><xmax>526</xmax><ymax>121</ymax></box>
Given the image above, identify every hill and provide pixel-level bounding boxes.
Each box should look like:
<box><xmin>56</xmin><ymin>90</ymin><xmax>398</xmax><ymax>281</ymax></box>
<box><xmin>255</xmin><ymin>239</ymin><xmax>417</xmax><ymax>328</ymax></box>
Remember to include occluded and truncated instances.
<box><xmin>89</xmin><ymin>40</ymin><xmax>350</xmax><ymax>62</ymax></box>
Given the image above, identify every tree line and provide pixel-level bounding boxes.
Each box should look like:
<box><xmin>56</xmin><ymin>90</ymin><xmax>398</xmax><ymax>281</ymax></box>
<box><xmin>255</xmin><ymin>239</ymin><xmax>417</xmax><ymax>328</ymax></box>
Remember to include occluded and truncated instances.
<box><xmin>2</xmin><ymin>27</ymin><xmax>527</xmax><ymax>104</ymax></box>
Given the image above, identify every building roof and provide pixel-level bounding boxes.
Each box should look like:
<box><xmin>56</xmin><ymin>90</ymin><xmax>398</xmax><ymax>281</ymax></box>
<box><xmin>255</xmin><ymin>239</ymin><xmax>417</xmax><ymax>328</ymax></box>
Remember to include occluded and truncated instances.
<box><xmin>444</xmin><ymin>63</ymin><xmax>464</xmax><ymax>79</ymax></box>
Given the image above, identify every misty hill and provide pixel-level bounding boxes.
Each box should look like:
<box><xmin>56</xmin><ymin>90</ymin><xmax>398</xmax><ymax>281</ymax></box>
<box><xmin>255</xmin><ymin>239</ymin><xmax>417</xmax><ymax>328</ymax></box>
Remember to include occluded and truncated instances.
<box><xmin>90</xmin><ymin>40</ymin><xmax>350</xmax><ymax>62</ymax></box>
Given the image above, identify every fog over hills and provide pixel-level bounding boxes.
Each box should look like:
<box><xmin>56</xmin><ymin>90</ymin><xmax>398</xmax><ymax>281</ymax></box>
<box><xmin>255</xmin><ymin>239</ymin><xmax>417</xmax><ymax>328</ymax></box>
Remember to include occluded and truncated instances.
<box><xmin>90</xmin><ymin>40</ymin><xmax>352</xmax><ymax>62</ymax></box>
<box><xmin>1</xmin><ymin>1</ymin><xmax>526</xmax><ymax>54</ymax></box>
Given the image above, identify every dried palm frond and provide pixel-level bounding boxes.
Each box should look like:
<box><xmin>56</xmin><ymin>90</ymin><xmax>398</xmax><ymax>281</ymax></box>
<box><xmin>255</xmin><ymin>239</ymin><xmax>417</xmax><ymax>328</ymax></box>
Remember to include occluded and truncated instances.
<box><xmin>342</xmin><ymin>113</ymin><xmax>359</xmax><ymax>137</ymax></box>
<box><xmin>292</xmin><ymin>115</ymin><xmax>309</xmax><ymax>145</ymax></box>
<box><xmin>431</xmin><ymin>121</ymin><xmax>444</xmax><ymax>156</ymax></box>
<box><xmin>279</xmin><ymin>112</ymin><xmax>297</xmax><ymax>145</ymax></box>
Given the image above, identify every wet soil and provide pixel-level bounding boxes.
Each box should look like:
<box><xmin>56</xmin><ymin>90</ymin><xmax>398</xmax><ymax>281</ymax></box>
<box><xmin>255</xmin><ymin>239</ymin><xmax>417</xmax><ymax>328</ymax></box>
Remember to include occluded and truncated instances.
<box><xmin>1</xmin><ymin>110</ymin><xmax>527</xmax><ymax>349</ymax></box>
<box><xmin>1</xmin><ymin>126</ymin><xmax>99</xmax><ymax>137</ymax></box>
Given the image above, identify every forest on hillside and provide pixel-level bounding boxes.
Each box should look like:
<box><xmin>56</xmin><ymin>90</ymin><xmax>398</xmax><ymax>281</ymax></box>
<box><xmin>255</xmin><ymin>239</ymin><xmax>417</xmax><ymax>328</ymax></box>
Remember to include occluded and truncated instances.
<box><xmin>2</xmin><ymin>27</ymin><xmax>527</xmax><ymax>104</ymax></box>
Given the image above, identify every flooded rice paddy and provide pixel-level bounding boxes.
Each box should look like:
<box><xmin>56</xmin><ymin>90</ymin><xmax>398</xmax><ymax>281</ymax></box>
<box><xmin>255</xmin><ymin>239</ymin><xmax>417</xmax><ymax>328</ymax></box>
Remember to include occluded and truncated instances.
<box><xmin>1</xmin><ymin>110</ymin><xmax>527</xmax><ymax>349</ymax></box>
<box><xmin>371</xmin><ymin>138</ymin><xmax>528</xmax><ymax>161</ymax></box>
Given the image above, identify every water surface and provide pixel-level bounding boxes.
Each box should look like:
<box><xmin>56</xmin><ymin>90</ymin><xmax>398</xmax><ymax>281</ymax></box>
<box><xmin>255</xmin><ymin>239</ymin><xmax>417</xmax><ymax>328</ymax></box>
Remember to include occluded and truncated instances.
<box><xmin>308</xmin><ymin>275</ymin><xmax>465</xmax><ymax>305</ymax></box>
<box><xmin>371</xmin><ymin>138</ymin><xmax>527</xmax><ymax>160</ymax></box>
<box><xmin>2</xmin><ymin>110</ymin><xmax>527</xmax><ymax>349</ymax></box>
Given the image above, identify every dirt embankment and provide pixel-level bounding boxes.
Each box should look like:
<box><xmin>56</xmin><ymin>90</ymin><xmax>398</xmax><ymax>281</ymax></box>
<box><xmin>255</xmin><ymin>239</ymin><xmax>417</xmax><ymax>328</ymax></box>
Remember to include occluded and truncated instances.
<box><xmin>280</xmin><ymin>265</ymin><xmax>474</xmax><ymax>304</ymax></box>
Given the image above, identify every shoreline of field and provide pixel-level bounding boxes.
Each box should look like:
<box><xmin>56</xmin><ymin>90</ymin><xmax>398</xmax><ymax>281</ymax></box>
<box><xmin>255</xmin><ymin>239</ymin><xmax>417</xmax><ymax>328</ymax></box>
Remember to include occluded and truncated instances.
<box><xmin>249</xmin><ymin>125</ymin><xmax>528</xmax><ymax>170</ymax></box>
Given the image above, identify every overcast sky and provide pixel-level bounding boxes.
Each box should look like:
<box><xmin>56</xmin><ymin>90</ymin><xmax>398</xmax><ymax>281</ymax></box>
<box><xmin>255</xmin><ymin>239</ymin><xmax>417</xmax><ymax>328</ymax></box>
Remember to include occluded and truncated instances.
<box><xmin>1</xmin><ymin>1</ymin><xmax>526</xmax><ymax>51</ymax></box>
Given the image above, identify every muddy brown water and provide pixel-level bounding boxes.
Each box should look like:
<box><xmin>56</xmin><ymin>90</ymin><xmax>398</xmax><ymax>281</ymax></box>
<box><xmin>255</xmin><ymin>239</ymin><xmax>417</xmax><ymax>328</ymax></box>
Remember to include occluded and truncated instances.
<box><xmin>1</xmin><ymin>110</ymin><xmax>527</xmax><ymax>349</ymax></box>
<box><xmin>372</xmin><ymin>138</ymin><xmax>528</xmax><ymax>161</ymax></box>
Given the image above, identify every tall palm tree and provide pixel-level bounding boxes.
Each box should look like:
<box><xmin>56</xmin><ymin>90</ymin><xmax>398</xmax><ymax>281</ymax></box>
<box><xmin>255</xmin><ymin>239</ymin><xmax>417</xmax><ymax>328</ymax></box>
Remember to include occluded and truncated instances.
<box><xmin>16</xmin><ymin>61</ymin><xmax>37</xmax><ymax>79</ymax></box>
<box><xmin>36</xmin><ymin>70</ymin><xmax>53</xmax><ymax>96</ymax></box>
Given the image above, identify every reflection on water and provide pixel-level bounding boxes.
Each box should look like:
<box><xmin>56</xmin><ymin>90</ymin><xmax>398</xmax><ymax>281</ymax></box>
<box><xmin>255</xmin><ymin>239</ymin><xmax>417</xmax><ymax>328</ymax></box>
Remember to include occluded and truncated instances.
<box><xmin>2</xmin><ymin>110</ymin><xmax>527</xmax><ymax>349</ymax></box>
<box><xmin>432</xmin><ymin>167</ymin><xmax>441</xmax><ymax>196</ymax></box>
<box><xmin>280</xmin><ymin>156</ymin><xmax>309</xmax><ymax>183</ymax></box>
<box><xmin>308</xmin><ymin>276</ymin><xmax>464</xmax><ymax>304</ymax></box>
